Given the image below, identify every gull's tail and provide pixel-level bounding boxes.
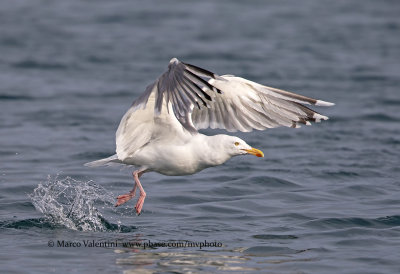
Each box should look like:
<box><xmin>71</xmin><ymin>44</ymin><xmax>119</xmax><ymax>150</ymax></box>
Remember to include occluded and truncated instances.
<box><xmin>84</xmin><ymin>154</ymin><xmax>122</xmax><ymax>167</ymax></box>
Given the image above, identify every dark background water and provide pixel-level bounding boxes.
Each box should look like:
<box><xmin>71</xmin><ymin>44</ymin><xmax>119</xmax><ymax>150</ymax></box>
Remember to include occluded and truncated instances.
<box><xmin>1</xmin><ymin>0</ymin><xmax>399</xmax><ymax>273</ymax></box>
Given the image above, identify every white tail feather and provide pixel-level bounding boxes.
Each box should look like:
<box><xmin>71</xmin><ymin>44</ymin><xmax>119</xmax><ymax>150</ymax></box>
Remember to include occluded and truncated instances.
<box><xmin>84</xmin><ymin>155</ymin><xmax>121</xmax><ymax>167</ymax></box>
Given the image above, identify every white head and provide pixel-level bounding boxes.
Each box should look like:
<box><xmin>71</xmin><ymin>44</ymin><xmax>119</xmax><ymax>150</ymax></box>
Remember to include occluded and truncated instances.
<box><xmin>216</xmin><ymin>135</ymin><xmax>264</xmax><ymax>158</ymax></box>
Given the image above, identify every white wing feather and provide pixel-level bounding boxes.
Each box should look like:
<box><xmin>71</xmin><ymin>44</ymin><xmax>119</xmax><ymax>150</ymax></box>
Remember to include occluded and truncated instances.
<box><xmin>116</xmin><ymin>90</ymin><xmax>189</xmax><ymax>161</ymax></box>
<box><xmin>191</xmin><ymin>75</ymin><xmax>334</xmax><ymax>132</ymax></box>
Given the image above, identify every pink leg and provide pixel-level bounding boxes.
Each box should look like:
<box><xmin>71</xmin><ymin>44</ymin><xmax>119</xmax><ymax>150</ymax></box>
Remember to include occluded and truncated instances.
<box><xmin>133</xmin><ymin>172</ymin><xmax>146</xmax><ymax>215</ymax></box>
<box><xmin>115</xmin><ymin>170</ymin><xmax>146</xmax><ymax>215</ymax></box>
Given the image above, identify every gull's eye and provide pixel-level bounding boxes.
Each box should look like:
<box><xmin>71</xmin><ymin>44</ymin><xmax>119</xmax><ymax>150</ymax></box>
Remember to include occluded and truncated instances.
<box><xmin>234</xmin><ymin>142</ymin><xmax>240</xmax><ymax>146</ymax></box>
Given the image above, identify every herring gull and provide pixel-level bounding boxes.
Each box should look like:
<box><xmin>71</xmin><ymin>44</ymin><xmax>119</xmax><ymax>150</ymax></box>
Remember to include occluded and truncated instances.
<box><xmin>85</xmin><ymin>58</ymin><xmax>334</xmax><ymax>215</ymax></box>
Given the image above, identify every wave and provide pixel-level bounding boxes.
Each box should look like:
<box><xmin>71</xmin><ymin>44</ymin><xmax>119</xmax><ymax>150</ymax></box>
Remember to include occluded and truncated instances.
<box><xmin>0</xmin><ymin>94</ymin><xmax>35</xmax><ymax>101</ymax></box>
<box><xmin>359</xmin><ymin>113</ymin><xmax>399</xmax><ymax>122</ymax></box>
<box><xmin>304</xmin><ymin>215</ymin><xmax>400</xmax><ymax>229</ymax></box>
<box><xmin>12</xmin><ymin>60</ymin><xmax>68</xmax><ymax>70</ymax></box>
<box><xmin>0</xmin><ymin>217</ymin><xmax>136</xmax><ymax>233</ymax></box>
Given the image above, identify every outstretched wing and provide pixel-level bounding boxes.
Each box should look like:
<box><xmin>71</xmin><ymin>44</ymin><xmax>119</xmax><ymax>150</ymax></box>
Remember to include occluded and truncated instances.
<box><xmin>130</xmin><ymin>58</ymin><xmax>222</xmax><ymax>133</ymax></box>
<box><xmin>191</xmin><ymin>75</ymin><xmax>334</xmax><ymax>132</ymax></box>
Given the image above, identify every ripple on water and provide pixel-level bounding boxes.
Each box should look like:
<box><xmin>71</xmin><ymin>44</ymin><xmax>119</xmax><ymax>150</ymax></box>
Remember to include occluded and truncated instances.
<box><xmin>243</xmin><ymin>245</ymin><xmax>301</xmax><ymax>256</ymax></box>
<box><xmin>12</xmin><ymin>60</ymin><xmax>69</xmax><ymax>70</ymax></box>
<box><xmin>252</xmin><ymin>234</ymin><xmax>298</xmax><ymax>240</ymax></box>
<box><xmin>116</xmin><ymin>251</ymin><xmax>259</xmax><ymax>272</ymax></box>
<box><xmin>0</xmin><ymin>94</ymin><xmax>35</xmax><ymax>101</ymax></box>
<box><xmin>0</xmin><ymin>218</ymin><xmax>62</xmax><ymax>230</ymax></box>
<box><xmin>251</xmin><ymin>176</ymin><xmax>301</xmax><ymax>189</ymax></box>
<box><xmin>331</xmin><ymin>184</ymin><xmax>387</xmax><ymax>197</ymax></box>
<box><xmin>304</xmin><ymin>215</ymin><xmax>400</xmax><ymax>229</ymax></box>
<box><xmin>359</xmin><ymin>113</ymin><xmax>400</xmax><ymax>122</ymax></box>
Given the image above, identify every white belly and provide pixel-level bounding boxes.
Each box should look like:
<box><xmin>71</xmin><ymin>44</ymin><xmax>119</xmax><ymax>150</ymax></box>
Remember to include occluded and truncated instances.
<box><xmin>123</xmin><ymin>143</ymin><xmax>209</xmax><ymax>176</ymax></box>
<box><xmin>118</xmin><ymin>133</ymin><xmax>233</xmax><ymax>176</ymax></box>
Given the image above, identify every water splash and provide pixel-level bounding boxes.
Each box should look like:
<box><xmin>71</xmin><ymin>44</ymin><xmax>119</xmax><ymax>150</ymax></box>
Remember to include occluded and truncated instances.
<box><xmin>29</xmin><ymin>175</ymin><xmax>123</xmax><ymax>232</ymax></box>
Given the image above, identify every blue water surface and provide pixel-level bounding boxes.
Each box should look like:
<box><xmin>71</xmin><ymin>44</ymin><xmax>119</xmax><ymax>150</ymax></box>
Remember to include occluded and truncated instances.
<box><xmin>1</xmin><ymin>0</ymin><xmax>399</xmax><ymax>273</ymax></box>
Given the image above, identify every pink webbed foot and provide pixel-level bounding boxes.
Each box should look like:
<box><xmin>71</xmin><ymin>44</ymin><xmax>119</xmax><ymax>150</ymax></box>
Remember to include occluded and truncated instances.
<box><xmin>115</xmin><ymin>190</ymin><xmax>136</xmax><ymax>207</ymax></box>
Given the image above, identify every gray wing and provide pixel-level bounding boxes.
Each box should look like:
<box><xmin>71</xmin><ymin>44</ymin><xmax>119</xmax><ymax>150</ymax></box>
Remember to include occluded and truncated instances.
<box><xmin>131</xmin><ymin>58</ymin><xmax>222</xmax><ymax>132</ymax></box>
<box><xmin>191</xmin><ymin>75</ymin><xmax>334</xmax><ymax>132</ymax></box>
<box><xmin>130</xmin><ymin>58</ymin><xmax>334</xmax><ymax>136</ymax></box>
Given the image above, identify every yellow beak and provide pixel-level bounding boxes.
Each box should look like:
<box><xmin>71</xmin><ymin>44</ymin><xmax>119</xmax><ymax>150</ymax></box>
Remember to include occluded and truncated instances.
<box><xmin>242</xmin><ymin>148</ymin><xmax>264</xmax><ymax>157</ymax></box>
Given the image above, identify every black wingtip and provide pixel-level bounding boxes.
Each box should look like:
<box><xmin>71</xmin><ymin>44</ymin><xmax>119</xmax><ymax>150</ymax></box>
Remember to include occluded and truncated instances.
<box><xmin>182</xmin><ymin>62</ymin><xmax>218</xmax><ymax>79</ymax></box>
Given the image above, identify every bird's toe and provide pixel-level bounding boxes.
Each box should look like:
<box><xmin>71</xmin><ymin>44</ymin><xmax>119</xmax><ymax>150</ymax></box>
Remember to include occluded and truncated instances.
<box><xmin>115</xmin><ymin>193</ymin><xmax>134</xmax><ymax>207</ymax></box>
